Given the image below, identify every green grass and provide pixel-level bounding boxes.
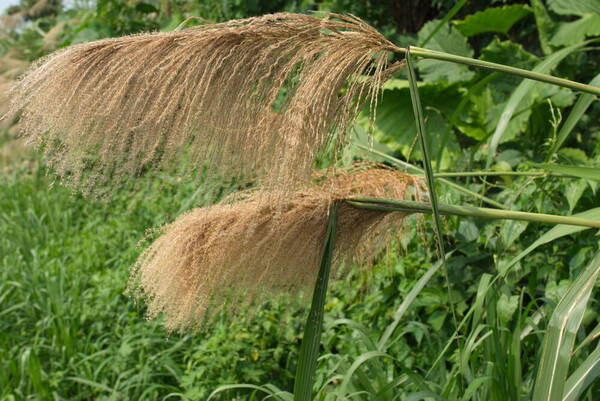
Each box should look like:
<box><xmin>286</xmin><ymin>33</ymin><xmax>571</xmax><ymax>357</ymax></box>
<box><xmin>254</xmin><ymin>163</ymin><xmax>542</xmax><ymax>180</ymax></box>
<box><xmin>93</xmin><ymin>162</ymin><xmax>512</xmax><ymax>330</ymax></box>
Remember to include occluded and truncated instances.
<box><xmin>0</xmin><ymin>166</ymin><xmax>305</xmax><ymax>400</ymax></box>
<box><xmin>2</xmin><ymin>164</ymin><xmax>599</xmax><ymax>400</ymax></box>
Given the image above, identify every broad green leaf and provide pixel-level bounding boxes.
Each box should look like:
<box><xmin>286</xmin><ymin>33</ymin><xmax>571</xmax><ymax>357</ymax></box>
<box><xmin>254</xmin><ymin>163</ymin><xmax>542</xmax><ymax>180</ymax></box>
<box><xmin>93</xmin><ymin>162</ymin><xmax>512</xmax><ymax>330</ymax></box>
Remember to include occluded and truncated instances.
<box><xmin>543</xmin><ymin>84</ymin><xmax>576</xmax><ymax>107</ymax></box>
<box><xmin>500</xmin><ymin>219</ymin><xmax>528</xmax><ymax>248</ymax></box>
<box><xmin>548</xmin><ymin>73</ymin><xmax>600</xmax><ymax>158</ymax></box>
<box><xmin>488</xmin><ymin>42</ymin><xmax>587</xmax><ymax>159</ymax></box>
<box><xmin>480</xmin><ymin>38</ymin><xmax>539</xmax><ymax>70</ymax></box>
<box><xmin>564</xmin><ymin>180</ymin><xmax>588</xmax><ymax>212</ymax></box>
<box><xmin>416</xmin><ymin>20</ymin><xmax>475</xmax><ymax>83</ymax></box>
<box><xmin>135</xmin><ymin>2</ymin><xmax>158</xmax><ymax>13</ymax></box>
<box><xmin>420</xmin><ymin>0</ymin><xmax>468</xmax><ymax>46</ymax></box>
<box><xmin>453</xmin><ymin>5</ymin><xmax>532</xmax><ymax>37</ymax></box>
<box><xmin>428</xmin><ymin>310</ymin><xmax>447</xmax><ymax>331</ymax></box>
<box><xmin>545</xmin><ymin>280</ymin><xmax>573</xmax><ymax>304</ymax></box>
<box><xmin>551</xmin><ymin>13</ymin><xmax>600</xmax><ymax>46</ymax></box>
<box><xmin>532</xmin><ymin>251</ymin><xmax>600</xmax><ymax>401</ymax></box>
<box><xmin>458</xmin><ymin>220</ymin><xmax>479</xmax><ymax>242</ymax></box>
<box><xmin>531</xmin><ymin>0</ymin><xmax>555</xmax><ymax>55</ymax></box>
<box><xmin>486</xmin><ymin>103</ymin><xmax>532</xmax><ymax>145</ymax></box>
<box><xmin>497</xmin><ymin>294</ymin><xmax>519</xmax><ymax>325</ymax></box>
<box><xmin>535</xmin><ymin>163</ymin><xmax>600</xmax><ymax>181</ymax></box>
<box><xmin>369</xmin><ymin>83</ymin><xmax>461</xmax><ymax>170</ymax></box>
<box><xmin>563</xmin><ymin>342</ymin><xmax>600</xmax><ymax>401</ymax></box>
<box><xmin>548</xmin><ymin>0</ymin><xmax>600</xmax><ymax>16</ymax></box>
<box><xmin>559</xmin><ymin>148</ymin><xmax>590</xmax><ymax>163</ymax></box>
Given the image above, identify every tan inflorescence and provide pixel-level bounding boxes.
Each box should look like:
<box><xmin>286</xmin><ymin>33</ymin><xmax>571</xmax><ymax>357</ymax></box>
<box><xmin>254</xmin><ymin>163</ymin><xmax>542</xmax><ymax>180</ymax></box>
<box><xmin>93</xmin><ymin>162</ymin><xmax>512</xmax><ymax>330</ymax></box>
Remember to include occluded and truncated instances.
<box><xmin>8</xmin><ymin>12</ymin><xmax>403</xmax><ymax>192</ymax></box>
<box><xmin>129</xmin><ymin>166</ymin><xmax>421</xmax><ymax>332</ymax></box>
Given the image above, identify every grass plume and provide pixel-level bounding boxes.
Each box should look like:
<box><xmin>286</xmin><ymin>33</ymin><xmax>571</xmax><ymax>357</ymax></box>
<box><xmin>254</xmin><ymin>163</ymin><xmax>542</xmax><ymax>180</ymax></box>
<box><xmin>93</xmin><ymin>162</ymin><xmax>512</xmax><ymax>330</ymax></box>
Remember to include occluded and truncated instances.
<box><xmin>128</xmin><ymin>165</ymin><xmax>420</xmax><ymax>332</ymax></box>
<box><xmin>8</xmin><ymin>12</ymin><xmax>402</xmax><ymax>192</ymax></box>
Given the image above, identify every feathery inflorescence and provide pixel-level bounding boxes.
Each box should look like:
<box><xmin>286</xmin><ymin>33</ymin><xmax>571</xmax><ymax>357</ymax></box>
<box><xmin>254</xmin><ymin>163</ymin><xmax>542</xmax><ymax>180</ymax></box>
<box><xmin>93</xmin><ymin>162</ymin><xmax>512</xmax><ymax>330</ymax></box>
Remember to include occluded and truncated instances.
<box><xmin>9</xmin><ymin>12</ymin><xmax>403</xmax><ymax>192</ymax></box>
<box><xmin>128</xmin><ymin>165</ymin><xmax>421</xmax><ymax>331</ymax></box>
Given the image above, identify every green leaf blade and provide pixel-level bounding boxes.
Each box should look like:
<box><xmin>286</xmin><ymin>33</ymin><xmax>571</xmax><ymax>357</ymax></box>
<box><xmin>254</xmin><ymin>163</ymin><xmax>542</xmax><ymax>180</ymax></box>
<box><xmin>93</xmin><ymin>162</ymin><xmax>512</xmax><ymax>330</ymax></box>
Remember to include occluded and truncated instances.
<box><xmin>532</xmin><ymin>251</ymin><xmax>600</xmax><ymax>401</ymax></box>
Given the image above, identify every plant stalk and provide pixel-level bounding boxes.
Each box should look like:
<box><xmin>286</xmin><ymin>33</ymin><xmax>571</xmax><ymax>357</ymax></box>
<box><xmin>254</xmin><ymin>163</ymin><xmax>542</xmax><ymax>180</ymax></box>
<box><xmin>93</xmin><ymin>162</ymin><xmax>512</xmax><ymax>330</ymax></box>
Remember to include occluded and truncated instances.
<box><xmin>434</xmin><ymin>171</ymin><xmax>566</xmax><ymax>178</ymax></box>
<box><xmin>356</xmin><ymin>144</ymin><xmax>508</xmax><ymax>209</ymax></box>
<box><xmin>405</xmin><ymin>46</ymin><xmax>600</xmax><ymax>96</ymax></box>
<box><xmin>347</xmin><ymin>197</ymin><xmax>600</xmax><ymax>229</ymax></box>
<box><xmin>405</xmin><ymin>48</ymin><xmax>446</xmax><ymax>258</ymax></box>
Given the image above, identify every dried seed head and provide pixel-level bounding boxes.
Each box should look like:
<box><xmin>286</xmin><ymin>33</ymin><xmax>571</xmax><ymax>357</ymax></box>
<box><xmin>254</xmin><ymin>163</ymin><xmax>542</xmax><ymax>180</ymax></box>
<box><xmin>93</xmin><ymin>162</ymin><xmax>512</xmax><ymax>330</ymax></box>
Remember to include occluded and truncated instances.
<box><xmin>129</xmin><ymin>165</ymin><xmax>421</xmax><ymax>332</ymax></box>
<box><xmin>8</xmin><ymin>12</ymin><xmax>403</xmax><ymax>194</ymax></box>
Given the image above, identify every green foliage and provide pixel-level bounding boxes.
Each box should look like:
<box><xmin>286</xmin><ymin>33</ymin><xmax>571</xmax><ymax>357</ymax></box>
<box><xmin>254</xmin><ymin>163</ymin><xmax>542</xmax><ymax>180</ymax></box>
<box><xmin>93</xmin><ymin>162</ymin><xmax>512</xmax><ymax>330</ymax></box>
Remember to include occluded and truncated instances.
<box><xmin>532</xmin><ymin>252</ymin><xmax>600</xmax><ymax>401</ymax></box>
<box><xmin>416</xmin><ymin>20</ymin><xmax>474</xmax><ymax>83</ymax></box>
<box><xmin>548</xmin><ymin>0</ymin><xmax>600</xmax><ymax>16</ymax></box>
<box><xmin>551</xmin><ymin>13</ymin><xmax>600</xmax><ymax>46</ymax></box>
<box><xmin>2</xmin><ymin>0</ymin><xmax>600</xmax><ymax>400</ymax></box>
<box><xmin>453</xmin><ymin>4</ymin><xmax>532</xmax><ymax>37</ymax></box>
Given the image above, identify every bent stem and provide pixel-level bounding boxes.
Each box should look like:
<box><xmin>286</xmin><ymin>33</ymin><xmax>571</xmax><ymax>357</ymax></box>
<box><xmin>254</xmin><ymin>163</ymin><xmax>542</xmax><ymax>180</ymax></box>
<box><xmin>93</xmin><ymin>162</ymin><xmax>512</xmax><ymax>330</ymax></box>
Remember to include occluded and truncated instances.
<box><xmin>347</xmin><ymin>197</ymin><xmax>600</xmax><ymax>229</ymax></box>
<box><xmin>293</xmin><ymin>201</ymin><xmax>339</xmax><ymax>401</ymax></box>
<box><xmin>356</xmin><ymin>144</ymin><xmax>507</xmax><ymax>209</ymax></box>
<box><xmin>402</xmin><ymin>46</ymin><xmax>600</xmax><ymax>96</ymax></box>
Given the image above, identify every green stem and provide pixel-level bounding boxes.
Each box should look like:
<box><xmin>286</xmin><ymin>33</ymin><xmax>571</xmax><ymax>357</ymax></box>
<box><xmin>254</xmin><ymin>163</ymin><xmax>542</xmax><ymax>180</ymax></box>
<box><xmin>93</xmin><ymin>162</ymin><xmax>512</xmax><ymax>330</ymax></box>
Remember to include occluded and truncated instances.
<box><xmin>293</xmin><ymin>202</ymin><xmax>339</xmax><ymax>401</ymax></box>
<box><xmin>405</xmin><ymin>46</ymin><xmax>600</xmax><ymax>96</ymax></box>
<box><xmin>405</xmin><ymin>47</ymin><xmax>445</xmax><ymax>261</ymax></box>
<box><xmin>434</xmin><ymin>171</ymin><xmax>566</xmax><ymax>178</ymax></box>
<box><xmin>346</xmin><ymin>197</ymin><xmax>600</xmax><ymax>229</ymax></box>
<box><xmin>406</xmin><ymin>49</ymin><xmax>461</xmax><ymax>376</ymax></box>
<box><xmin>356</xmin><ymin>144</ymin><xmax>508</xmax><ymax>209</ymax></box>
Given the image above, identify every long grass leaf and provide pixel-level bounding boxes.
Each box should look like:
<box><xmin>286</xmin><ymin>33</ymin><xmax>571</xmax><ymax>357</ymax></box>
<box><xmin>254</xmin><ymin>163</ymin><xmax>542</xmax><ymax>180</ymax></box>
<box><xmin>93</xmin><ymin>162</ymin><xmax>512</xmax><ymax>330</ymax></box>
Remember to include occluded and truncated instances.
<box><xmin>427</xmin><ymin>212</ymin><xmax>598</xmax><ymax>377</ymax></box>
<box><xmin>329</xmin><ymin>319</ymin><xmax>377</xmax><ymax>351</ymax></box>
<box><xmin>534</xmin><ymin>164</ymin><xmax>600</xmax><ymax>182</ymax></box>
<box><xmin>500</xmin><ymin>207</ymin><xmax>600</xmax><ymax>274</ymax></box>
<box><xmin>378</xmin><ymin>255</ymin><xmax>451</xmax><ymax>350</ymax></box>
<box><xmin>293</xmin><ymin>202</ymin><xmax>339</xmax><ymax>401</ymax></box>
<box><xmin>547</xmin><ymin>73</ymin><xmax>600</xmax><ymax>160</ymax></box>
<box><xmin>574</xmin><ymin>321</ymin><xmax>600</xmax><ymax>354</ymax></box>
<box><xmin>532</xmin><ymin>251</ymin><xmax>600</xmax><ymax>401</ymax></box>
<box><xmin>356</xmin><ymin>144</ymin><xmax>507</xmax><ymax>209</ymax></box>
<box><xmin>338</xmin><ymin>351</ymin><xmax>392</xmax><ymax>398</ymax></box>
<box><xmin>403</xmin><ymin>391</ymin><xmax>448</xmax><ymax>401</ymax></box>
<box><xmin>562</xmin><ymin>342</ymin><xmax>600</xmax><ymax>401</ymax></box>
<box><xmin>208</xmin><ymin>384</ymin><xmax>291</xmax><ymax>401</ymax></box>
<box><xmin>488</xmin><ymin>42</ymin><xmax>590</xmax><ymax>161</ymax></box>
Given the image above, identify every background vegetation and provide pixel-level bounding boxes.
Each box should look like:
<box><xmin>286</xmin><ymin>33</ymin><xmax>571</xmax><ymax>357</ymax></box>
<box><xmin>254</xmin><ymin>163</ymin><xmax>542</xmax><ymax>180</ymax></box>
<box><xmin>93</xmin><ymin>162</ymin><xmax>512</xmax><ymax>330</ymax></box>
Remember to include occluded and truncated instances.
<box><xmin>1</xmin><ymin>0</ymin><xmax>599</xmax><ymax>400</ymax></box>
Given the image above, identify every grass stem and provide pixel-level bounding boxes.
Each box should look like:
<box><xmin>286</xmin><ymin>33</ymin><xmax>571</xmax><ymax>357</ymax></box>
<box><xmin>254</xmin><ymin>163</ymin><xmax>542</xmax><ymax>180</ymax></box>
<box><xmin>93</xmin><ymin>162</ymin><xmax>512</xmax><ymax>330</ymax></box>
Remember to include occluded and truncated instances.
<box><xmin>356</xmin><ymin>144</ymin><xmax>508</xmax><ymax>209</ymax></box>
<box><xmin>347</xmin><ymin>197</ymin><xmax>600</xmax><ymax>229</ymax></box>
<box><xmin>405</xmin><ymin>46</ymin><xmax>600</xmax><ymax>96</ymax></box>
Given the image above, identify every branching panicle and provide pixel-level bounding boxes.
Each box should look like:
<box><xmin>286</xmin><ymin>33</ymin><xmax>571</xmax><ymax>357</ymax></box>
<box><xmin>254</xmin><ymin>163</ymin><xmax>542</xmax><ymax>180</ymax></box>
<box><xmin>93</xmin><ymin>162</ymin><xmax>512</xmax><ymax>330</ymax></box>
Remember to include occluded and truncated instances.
<box><xmin>128</xmin><ymin>166</ymin><xmax>420</xmax><ymax>331</ymax></box>
<box><xmin>9</xmin><ymin>13</ymin><xmax>403</xmax><ymax>192</ymax></box>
